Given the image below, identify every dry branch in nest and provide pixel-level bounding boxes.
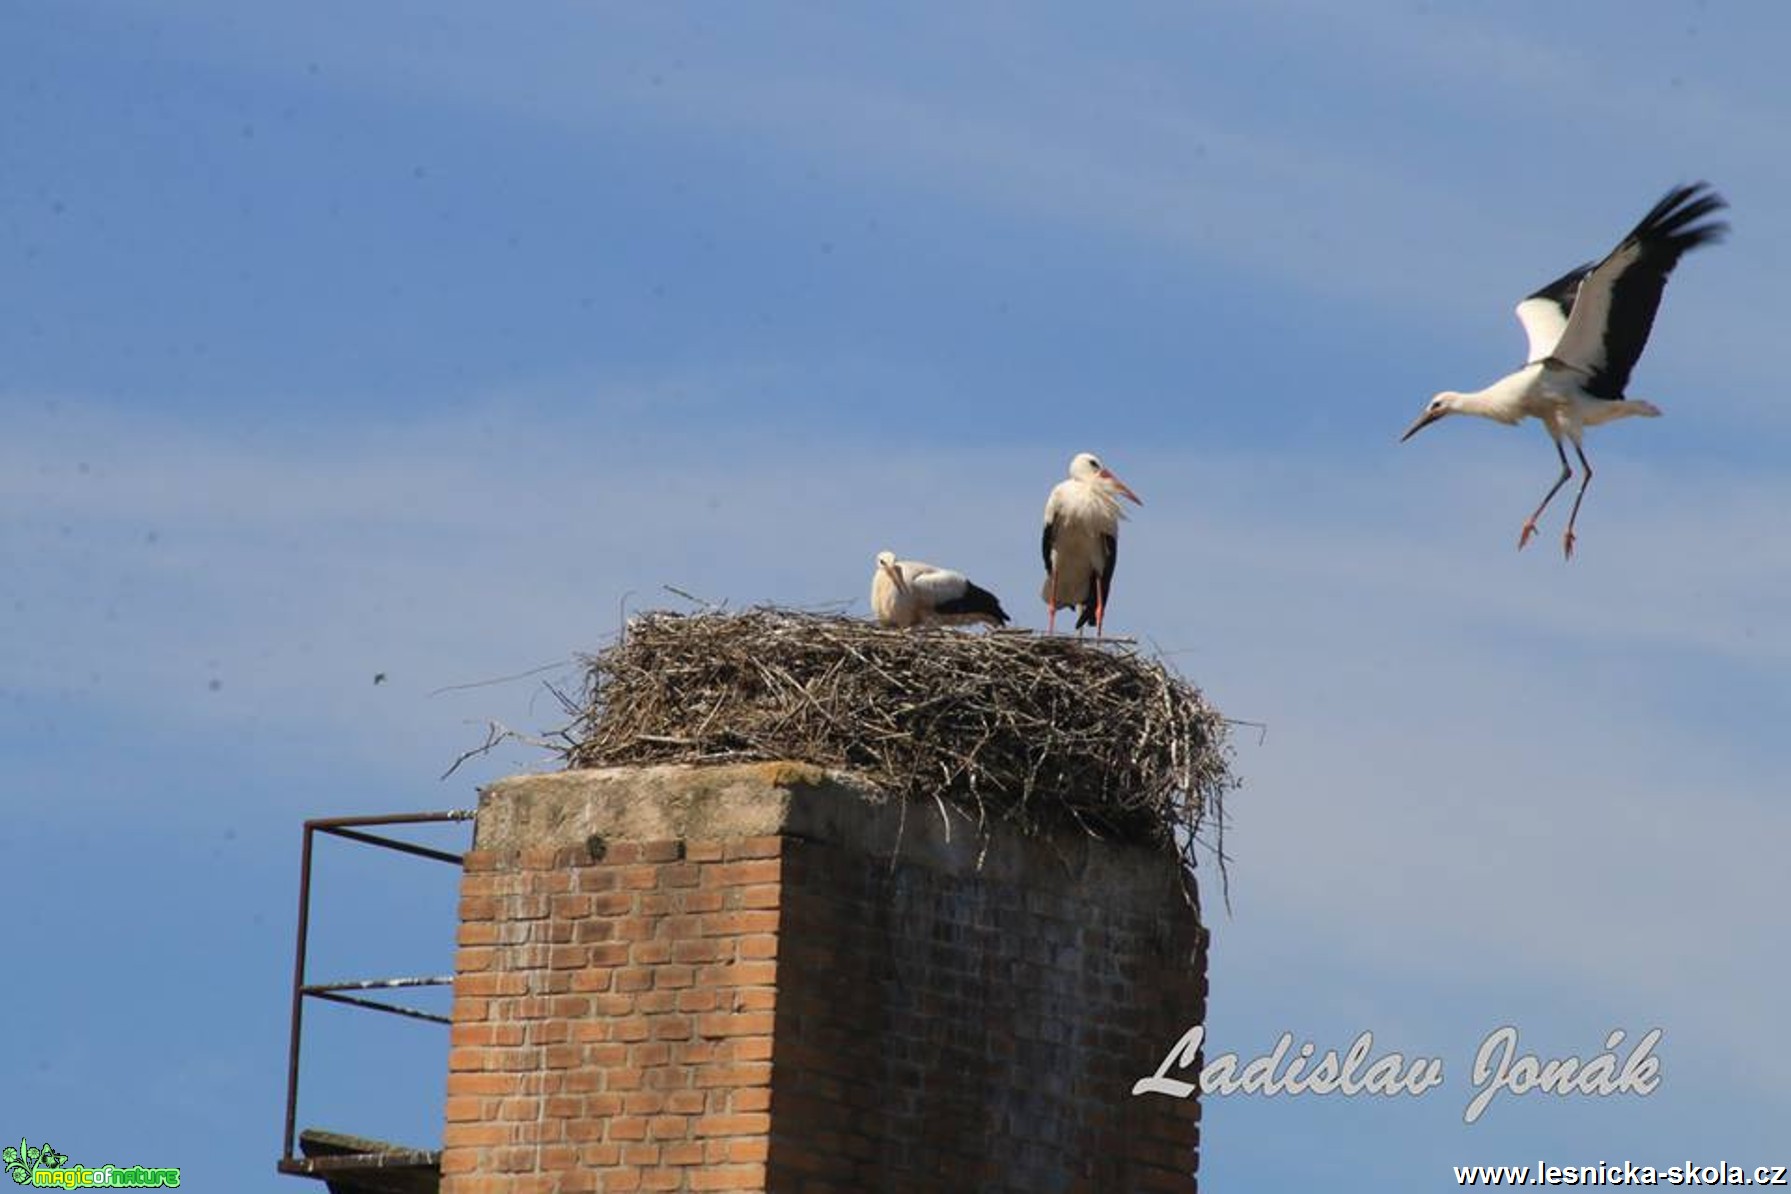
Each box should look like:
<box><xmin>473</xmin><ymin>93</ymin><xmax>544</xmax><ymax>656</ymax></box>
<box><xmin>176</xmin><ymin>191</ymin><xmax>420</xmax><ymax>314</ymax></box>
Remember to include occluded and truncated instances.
<box><xmin>557</xmin><ymin>608</ymin><xmax>1236</xmax><ymax>871</ymax></box>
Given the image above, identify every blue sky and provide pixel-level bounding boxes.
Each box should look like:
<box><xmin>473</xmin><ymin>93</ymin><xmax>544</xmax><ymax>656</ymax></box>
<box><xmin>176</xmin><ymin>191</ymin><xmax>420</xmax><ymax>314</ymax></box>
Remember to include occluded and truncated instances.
<box><xmin>4</xmin><ymin>1</ymin><xmax>1789</xmax><ymax>1188</ymax></box>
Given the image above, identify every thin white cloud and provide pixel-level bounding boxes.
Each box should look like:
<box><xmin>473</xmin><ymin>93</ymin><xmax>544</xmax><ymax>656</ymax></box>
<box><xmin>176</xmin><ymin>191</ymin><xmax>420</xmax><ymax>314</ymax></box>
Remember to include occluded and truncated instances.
<box><xmin>65</xmin><ymin>0</ymin><xmax>1782</xmax><ymax>429</ymax></box>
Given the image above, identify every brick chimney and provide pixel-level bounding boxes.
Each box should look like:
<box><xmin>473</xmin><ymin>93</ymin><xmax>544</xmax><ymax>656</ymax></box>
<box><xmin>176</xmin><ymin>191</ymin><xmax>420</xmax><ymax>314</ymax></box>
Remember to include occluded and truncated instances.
<box><xmin>438</xmin><ymin>762</ymin><xmax>1206</xmax><ymax>1193</ymax></box>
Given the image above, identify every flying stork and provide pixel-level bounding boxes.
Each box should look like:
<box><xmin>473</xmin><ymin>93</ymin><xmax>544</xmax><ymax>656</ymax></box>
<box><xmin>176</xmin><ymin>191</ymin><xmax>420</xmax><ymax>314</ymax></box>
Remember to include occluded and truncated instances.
<box><xmin>1401</xmin><ymin>181</ymin><xmax>1728</xmax><ymax>559</ymax></box>
<box><xmin>1041</xmin><ymin>452</ymin><xmax>1143</xmax><ymax>636</ymax></box>
<box><xmin>871</xmin><ymin>551</ymin><xmax>1011</xmax><ymax>629</ymax></box>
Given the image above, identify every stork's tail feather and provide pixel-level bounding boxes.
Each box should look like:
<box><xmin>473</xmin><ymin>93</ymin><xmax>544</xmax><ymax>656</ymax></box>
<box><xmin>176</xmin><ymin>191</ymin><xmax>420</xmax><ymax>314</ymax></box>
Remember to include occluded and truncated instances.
<box><xmin>1072</xmin><ymin>573</ymin><xmax>1101</xmax><ymax>629</ymax></box>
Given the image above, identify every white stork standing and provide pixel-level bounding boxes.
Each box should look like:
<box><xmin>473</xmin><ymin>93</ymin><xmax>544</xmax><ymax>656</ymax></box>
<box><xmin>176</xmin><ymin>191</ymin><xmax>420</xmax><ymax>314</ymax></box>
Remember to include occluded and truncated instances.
<box><xmin>1041</xmin><ymin>452</ymin><xmax>1143</xmax><ymax>635</ymax></box>
<box><xmin>870</xmin><ymin>551</ymin><xmax>1011</xmax><ymax>629</ymax></box>
<box><xmin>1401</xmin><ymin>181</ymin><xmax>1728</xmax><ymax>559</ymax></box>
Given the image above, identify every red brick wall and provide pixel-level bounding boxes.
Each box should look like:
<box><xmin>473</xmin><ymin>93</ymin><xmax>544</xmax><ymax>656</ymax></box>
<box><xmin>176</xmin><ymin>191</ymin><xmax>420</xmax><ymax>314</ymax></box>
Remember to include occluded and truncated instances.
<box><xmin>438</xmin><ymin>785</ymin><xmax>1205</xmax><ymax>1193</ymax></box>
<box><xmin>440</xmin><ymin>837</ymin><xmax>786</xmax><ymax>1194</ymax></box>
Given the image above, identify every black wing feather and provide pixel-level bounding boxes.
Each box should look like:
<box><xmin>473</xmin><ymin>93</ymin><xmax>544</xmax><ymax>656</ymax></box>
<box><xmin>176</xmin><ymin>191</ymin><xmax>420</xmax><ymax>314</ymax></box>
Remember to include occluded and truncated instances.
<box><xmin>1099</xmin><ymin>532</ymin><xmax>1118</xmax><ymax>611</ymax></box>
<box><xmin>1075</xmin><ymin>533</ymin><xmax>1119</xmax><ymax>629</ymax></box>
<box><xmin>935</xmin><ymin>581</ymin><xmax>1010</xmax><ymax>627</ymax></box>
<box><xmin>1525</xmin><ymin>262</ymin><xmax>1592</xmax><ymax>320</ymax></box>
<box><xmin>1075</xmin><ymin>579</ymin><xmax>1097</xmax><ymax>628</ymax></box>
<box><xmin>1585</xmin><ymin>182</ymin><xmax>1728</xmax><ymax>399</ymax></box>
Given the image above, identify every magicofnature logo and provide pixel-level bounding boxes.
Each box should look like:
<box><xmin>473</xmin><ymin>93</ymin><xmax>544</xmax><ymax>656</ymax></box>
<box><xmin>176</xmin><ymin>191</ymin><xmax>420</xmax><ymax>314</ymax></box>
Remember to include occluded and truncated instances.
<box><xmin>4</xmin><ymin>1137</ymin><xmax>180</xmax><ymax>1188</ymax></box>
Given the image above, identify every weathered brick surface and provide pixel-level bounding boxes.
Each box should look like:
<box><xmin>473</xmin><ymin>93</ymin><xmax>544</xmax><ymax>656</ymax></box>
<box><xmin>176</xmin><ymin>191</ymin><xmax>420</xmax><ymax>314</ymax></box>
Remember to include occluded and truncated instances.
<box><xmin>438</xmin><ymin>767</ymin><xmax>1205</xmax><ymax>1193</ymax></box>
<box><xmin>768</xmin><ymin>837</ymin><xmax>1203</xmax><ymax>1193</ymax></box>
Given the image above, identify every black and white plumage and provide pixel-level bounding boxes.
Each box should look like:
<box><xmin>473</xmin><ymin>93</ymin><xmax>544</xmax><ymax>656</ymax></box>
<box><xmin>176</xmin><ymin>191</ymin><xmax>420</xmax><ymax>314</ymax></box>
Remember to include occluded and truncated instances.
<box><xmin>1041</xmin><ymin>452</ymin><xmax>1143</xmax><ymax>635</ymax></box>
<box><xmin>1401</xmin><ymin>182</ymin><xmax>1728</xmax><ymax>559</ymax></box>
<box><xmin>871</xmin><ymin>551</ymin><xmax>1010</xmax><ymax>629</ymax></box>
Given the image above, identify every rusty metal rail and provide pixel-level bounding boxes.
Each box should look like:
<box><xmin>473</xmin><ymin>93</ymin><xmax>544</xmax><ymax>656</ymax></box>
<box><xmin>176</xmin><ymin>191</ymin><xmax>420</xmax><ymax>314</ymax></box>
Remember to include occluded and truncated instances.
<box><xmin>280</xmin><ymin>810</ymin><xmax>476</xmax><ymax>1175</ymax></box>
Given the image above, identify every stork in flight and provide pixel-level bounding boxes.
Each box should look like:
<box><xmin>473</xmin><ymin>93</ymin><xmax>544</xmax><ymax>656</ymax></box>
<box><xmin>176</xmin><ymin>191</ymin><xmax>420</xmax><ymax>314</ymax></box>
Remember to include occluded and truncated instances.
<box><xmin>1041</xmin><ymin>452</ymin><xmax>1143</xmax><ymax>635</ymax></box>
<box><xmin>1401</xmin><ymin>181</ymin><xmax>1728</xmax><ymax>559</ymax></box>
<box><xmin>871</xmin><ymin>551</ymin><xmax>1010</xmax><ymax>629</ymax></box>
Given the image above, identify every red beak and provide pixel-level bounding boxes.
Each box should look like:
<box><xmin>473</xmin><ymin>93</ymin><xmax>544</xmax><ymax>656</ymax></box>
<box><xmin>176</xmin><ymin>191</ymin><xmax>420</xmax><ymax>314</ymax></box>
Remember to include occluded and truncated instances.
<box><xmin>1100</xmin><ymin>469</ymin><xmax>1143</xmax><ymax>506</ymax></box>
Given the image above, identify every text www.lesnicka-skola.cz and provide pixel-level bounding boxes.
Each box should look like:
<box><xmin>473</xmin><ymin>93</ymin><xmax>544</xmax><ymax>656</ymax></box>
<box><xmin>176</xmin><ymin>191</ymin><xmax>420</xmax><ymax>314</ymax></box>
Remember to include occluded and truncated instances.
<box><xmin>1454</xmin><ymin>1162</ymin><xmax>1789</xmax><ymax>1186</ymax></box>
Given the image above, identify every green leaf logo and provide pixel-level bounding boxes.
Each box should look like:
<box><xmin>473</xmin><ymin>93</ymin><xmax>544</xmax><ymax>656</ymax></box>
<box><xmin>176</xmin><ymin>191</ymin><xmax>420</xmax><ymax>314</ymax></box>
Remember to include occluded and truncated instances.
<box><xmin>3</xmin><ymin>1138</ymin><xmax>65</xmax><ymax>1184</ymax></box>
<box><xmin>5</xmin><ymin>1136</ymin><xmax>28</xmax><ymax>1185</ymax></box>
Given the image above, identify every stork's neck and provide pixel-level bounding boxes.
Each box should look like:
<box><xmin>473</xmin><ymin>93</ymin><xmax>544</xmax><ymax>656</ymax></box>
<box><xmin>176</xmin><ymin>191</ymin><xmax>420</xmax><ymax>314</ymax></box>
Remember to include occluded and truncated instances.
<box><xmin>1449</xmin><ymin>368</ymin><xmax>1536</xmax><ymax>424</ymax></box>
<box><xmin>1082</xmin><ymin>480</ymin><xmax>1131</xmax><ymax>522</ymax></box>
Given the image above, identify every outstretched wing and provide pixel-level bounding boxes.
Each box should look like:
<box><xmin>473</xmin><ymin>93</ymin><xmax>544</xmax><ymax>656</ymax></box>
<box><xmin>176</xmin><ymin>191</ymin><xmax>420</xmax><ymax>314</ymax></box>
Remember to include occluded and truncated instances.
<box><xmin>1515</xmin><ymin>263</ymin><xmax>1589</xmax><ymax>364</ymax></box>
<box><xmin>1546</xmin><ymin>182</ymin><xmax>1728</xmax><ymax>399</ymax></box>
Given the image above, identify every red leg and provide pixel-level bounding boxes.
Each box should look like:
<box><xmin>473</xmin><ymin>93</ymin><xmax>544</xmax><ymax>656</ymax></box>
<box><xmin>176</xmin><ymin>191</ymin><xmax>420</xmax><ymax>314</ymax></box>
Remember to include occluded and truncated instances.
<box><xmin>1046</xmin><ymin>563</ymin><xmax>1058</xmax><ymax>634</ymax></box>
<box><xmin>1520</xmin><ymin>439</ymin><xmax>1573</xmax><ymax>550</ymax></box>
<box><xmin>1562</xmin><ymin>442</ymin><xmax>1592</xmax><ymax>561</ymax></box>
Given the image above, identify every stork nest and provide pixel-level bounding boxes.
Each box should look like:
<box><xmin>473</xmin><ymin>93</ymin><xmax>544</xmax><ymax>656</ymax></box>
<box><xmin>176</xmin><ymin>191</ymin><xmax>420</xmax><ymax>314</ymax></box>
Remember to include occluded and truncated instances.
<box><xmin>557</xmin><ymin>607</ymin><xmax>1235</xmax><ymax>866</ymax></box>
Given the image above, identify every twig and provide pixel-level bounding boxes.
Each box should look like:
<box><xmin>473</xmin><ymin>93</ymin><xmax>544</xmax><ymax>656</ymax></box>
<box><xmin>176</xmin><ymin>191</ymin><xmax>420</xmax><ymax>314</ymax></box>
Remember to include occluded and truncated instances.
<box><xmin>441</xmin><ymin>719</ymin><xmax>558</xmax><ymax>781</ymax></box>
<box><xmin>1224</xmin><ymin>718</ymin><xmax>1269</xmax><ymax>747</ymax></box>
<box><xmin>663</xmin><ymin>585</ymin><xmax>721</xmax><ymax>609</ymax></box>
<box><xmin>428</xmin><ymin>660</ymin><xmax>569</xmax><ymax>698</ymax></box>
